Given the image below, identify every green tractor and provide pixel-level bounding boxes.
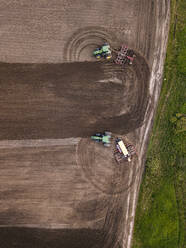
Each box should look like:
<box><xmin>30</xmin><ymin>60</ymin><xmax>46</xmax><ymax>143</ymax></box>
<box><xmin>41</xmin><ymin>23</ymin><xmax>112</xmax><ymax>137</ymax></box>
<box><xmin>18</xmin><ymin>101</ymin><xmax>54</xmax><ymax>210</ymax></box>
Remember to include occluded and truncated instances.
<box><xmin>91</xmin><ymin>131</ymin><xmax>112</xmax><ymax>147</ymax></box>
<box><xmin>93</xmin><ymin>43</ymin><xmax>112</xmax><ymax>60</ymax></box>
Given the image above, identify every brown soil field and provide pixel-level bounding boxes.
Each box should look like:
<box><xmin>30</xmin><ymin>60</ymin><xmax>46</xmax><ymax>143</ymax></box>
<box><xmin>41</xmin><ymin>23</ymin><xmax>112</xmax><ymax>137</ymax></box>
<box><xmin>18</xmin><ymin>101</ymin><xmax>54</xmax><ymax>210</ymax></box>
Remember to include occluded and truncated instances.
<box><xmin>0</xmin><ymin>0</ymin><xmax>170</xmax><ymax>248</ymax></box>
<box><xmin>0</xmin><ymin>54</ymin><xmax>149</xmax><ymax>140</ymax></box>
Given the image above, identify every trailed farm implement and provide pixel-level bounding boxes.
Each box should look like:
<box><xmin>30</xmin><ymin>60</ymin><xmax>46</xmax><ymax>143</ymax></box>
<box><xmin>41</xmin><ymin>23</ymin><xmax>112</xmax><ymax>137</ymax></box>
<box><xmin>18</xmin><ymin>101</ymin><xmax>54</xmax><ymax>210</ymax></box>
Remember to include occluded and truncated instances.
<box><xmin>114</xmin><ymin>138</ymin><xmax>135</xmax><ymax>163</ymax></box>
<box><xmin>93</xmin><ymin>43</ymin><xmax>135</xmax><ymax>65</ymax></box>
<box><xmin>91</xmin><ymin>132</ymin><xmax>136</xmax><ymax>163</ymax></box>
<box><xmin>114</xmin><ymin>45</ymin><xmax>136</xmax><ymax>65</ymax></box>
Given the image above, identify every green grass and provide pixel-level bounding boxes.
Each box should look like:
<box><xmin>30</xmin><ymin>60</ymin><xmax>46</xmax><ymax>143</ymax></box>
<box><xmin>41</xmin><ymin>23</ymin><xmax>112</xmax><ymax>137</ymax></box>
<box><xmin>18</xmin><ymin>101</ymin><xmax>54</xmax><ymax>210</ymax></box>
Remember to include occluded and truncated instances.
<box><xmin>134</xmin><ymin>181</ymin><xmax>179</xmax><ymax>248</ymax></box>
<box><xmin>132</xmin><ymin>0</ymin><xmax>186</xmax><ymax>247</ymax></box>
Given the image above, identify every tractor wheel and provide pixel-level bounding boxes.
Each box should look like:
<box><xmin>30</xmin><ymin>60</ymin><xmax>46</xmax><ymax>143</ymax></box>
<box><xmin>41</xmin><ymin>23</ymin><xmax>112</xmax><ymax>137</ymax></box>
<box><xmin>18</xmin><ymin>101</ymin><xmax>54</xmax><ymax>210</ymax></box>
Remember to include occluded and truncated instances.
<box><xmin>106</xmin><ymin>55</ymin><xmax>112</xmax><ymax>60</ymax></box>
<box><xmin>96</xmin><ymin>55</ymin><xmax>101</xmax><ymax>59</ymax></box>
<box><xmin>95</xmin><ymin>133</ymin><xmax>102</xmax><ymax>136</ymax></box>
<box><xmin>104</xmin><ymin>143</ymin><xmax>111</xmax><ymax>147</ymax></box>
<box><xmin>105</xmin><ymin>131</ymin><xmax>112</xmax><ymax>136</ymax></box>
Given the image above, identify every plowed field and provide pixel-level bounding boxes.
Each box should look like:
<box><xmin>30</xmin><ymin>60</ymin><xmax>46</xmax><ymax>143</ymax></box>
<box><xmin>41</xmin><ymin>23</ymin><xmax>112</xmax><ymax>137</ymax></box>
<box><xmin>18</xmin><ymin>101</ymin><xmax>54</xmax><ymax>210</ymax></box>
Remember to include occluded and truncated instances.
<box><xmin>0</xmin><ymin>0</ymin><xmax>170</xmax><ymax>248</ymax></box>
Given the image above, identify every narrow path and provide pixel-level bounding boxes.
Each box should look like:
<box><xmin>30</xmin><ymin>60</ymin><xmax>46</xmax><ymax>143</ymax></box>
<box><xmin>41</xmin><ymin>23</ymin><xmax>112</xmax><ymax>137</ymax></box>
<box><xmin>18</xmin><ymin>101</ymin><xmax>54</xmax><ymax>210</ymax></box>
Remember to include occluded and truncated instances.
<box><xmin>125</xmin><ymin>1</ymin><xmax>170</xmax><ymax>247</ymax></box>
<box><xmin>0</xmin><ymin>138</ymin><xmax>81</xmax><ymax>149</ymax></box>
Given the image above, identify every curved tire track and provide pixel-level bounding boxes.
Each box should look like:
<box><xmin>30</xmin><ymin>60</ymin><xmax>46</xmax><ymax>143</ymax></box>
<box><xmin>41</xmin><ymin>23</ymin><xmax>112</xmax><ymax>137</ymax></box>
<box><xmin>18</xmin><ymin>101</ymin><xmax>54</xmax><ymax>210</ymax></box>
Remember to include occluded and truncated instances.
<box><xmin>64</xmin><ymin>26</ymin><xmax>118</xmax><ymax>62</ymax></box>
<box><xmin>77</xmin><ymin>137</ymin><xmax>138</xmax><ymax>195</ymax></box>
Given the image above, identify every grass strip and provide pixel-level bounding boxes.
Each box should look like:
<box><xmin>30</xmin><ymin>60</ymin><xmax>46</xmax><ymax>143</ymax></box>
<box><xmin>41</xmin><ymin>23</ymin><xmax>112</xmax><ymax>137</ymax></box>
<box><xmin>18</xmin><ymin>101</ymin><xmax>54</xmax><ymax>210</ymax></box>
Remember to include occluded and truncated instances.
<box><xmin>132</xmin><ymin>0</ymin><xmax>186</xmax><ymax>247</ymax></box>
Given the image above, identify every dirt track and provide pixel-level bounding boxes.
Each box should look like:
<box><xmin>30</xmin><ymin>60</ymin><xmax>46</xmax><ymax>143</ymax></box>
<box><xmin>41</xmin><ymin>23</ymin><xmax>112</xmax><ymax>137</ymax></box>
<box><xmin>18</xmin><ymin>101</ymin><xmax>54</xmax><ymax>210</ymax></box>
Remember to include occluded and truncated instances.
<box><xmin>0</xmin><ymin>1</ymin><xmax>170</xmax><ymax>248</ymax></box>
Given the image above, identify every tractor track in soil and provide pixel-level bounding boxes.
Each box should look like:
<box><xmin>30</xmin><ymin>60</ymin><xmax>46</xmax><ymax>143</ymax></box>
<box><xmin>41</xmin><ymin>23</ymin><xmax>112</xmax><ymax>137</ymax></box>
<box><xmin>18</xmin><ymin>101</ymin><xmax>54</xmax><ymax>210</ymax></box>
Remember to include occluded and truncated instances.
<box><xmin>77</xmin><ymin>137</ymin><xmax>138</xmax><ymax>195</ymax></box>
<box><xmin>63</xmin><ymin>26</ymin><xmax>118</xmax><ymax>62</ymax></box>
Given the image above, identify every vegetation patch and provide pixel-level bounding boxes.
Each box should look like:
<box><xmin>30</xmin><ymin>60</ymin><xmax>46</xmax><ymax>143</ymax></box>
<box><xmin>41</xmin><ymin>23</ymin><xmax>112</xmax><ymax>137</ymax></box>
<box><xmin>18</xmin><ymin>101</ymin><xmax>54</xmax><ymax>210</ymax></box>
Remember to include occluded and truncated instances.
<box><xmin>132</xmin><ymin>0</ymin><xmax>186</xmax><ymax>247</ymax></box>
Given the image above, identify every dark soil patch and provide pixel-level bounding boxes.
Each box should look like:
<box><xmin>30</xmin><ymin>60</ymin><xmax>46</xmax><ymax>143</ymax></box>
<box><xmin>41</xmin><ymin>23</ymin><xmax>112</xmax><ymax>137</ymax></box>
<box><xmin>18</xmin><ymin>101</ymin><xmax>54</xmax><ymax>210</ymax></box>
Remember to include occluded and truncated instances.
<box><xmin>0</xmin><ymin>56</ymin><xmax>149</xmax><ymax>140</ymax></box>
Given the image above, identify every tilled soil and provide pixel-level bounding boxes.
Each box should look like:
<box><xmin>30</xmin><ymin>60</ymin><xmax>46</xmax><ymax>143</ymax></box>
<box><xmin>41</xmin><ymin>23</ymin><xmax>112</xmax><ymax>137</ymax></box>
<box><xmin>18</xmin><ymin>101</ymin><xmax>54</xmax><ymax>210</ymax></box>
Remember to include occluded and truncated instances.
<box><xmin>0</xmin><ymin>227</ymin><xmax>106</xmax><ymax>248</ymax></box>
<box><xmin>0</xmin><ymin>0</ymin><xmax>170</xmax><ymax>248</ymax></box>
<box><xmin>0</xmin><ymin>54</ymin><xmax>149</xmax><ymax>140</ymax></box>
